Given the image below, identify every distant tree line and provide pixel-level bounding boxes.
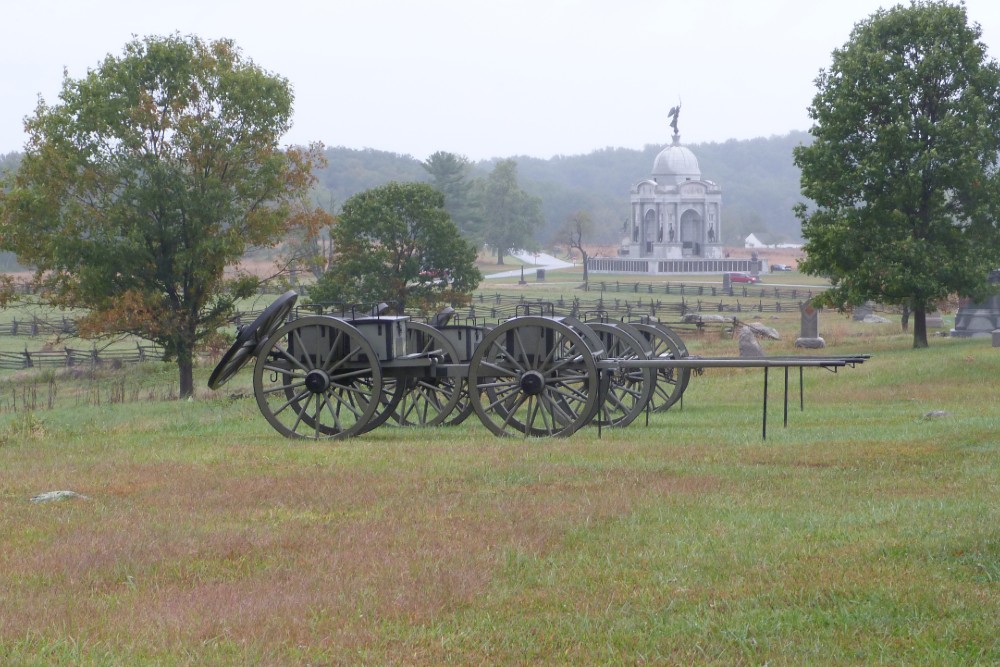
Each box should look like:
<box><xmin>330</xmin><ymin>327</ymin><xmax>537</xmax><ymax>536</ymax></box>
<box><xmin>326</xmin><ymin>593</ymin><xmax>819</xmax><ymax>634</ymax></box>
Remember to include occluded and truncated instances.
<box><xmin>6</xmin><ymin>133</ymin><xmax>809</xmax><ymax>256</ymax></box>
<box><xmin>306</xmin><ymin>132</ymin><xmax>810</xmax><ymax>249</ymax></box>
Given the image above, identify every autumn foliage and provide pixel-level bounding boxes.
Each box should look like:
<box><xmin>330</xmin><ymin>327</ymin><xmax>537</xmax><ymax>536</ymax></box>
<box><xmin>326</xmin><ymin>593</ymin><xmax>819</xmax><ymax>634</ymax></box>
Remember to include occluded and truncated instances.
<box><xmin>0</xmin><ymin>34</ymin><xmax>322</xmax><ymax>396</ymax></box>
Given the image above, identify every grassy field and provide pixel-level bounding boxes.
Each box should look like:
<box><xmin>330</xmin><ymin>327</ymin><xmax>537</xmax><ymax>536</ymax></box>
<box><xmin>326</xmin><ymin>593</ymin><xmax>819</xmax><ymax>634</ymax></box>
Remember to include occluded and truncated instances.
<box><xmin>0</xmin><ymin>320</ymin><xmax>1000</xmax><ymax>665</ymax></box>
<box><xmin>1</xmin><ymin>271</ymin><xmax>998</xmax><ymax>665</ymax></box>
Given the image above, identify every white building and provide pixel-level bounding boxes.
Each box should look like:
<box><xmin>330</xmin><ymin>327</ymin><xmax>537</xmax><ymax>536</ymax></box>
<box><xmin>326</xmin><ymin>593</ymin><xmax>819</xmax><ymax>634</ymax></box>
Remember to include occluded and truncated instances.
<box><xmin>621</xmin><ymin>134</ymin><xmax>723</xmax><ymax>261</ymax></box>
<box><xmin>591</xmin><ymin>123</ymin><xmax>757</xmax><ymax>275</ymax></box>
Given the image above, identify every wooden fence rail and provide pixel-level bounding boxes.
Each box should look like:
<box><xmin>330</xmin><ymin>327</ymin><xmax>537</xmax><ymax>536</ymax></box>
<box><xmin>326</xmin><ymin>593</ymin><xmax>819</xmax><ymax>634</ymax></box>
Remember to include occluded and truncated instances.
<box><xmin>0</xmin><ymin>344</ymin><xmax>163</xmax><ymax>371</ymax></box>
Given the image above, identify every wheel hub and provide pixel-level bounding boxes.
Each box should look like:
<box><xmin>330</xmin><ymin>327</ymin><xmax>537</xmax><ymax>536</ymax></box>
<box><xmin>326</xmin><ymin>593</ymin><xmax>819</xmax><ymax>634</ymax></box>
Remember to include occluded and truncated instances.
<box><xmin>519</xmin><ymin>370</ymin><xmax>545</xmax><ymax>396</ymax></box>
<box><xmin>304</xmin><ymin>369</ymin><xmax>331</xmax><ymax>393</ymax></box>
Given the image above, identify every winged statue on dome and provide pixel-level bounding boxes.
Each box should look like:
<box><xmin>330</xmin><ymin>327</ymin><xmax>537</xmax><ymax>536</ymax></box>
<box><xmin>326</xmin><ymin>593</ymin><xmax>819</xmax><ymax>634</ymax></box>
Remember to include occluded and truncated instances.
<box><xmin>668</xmin><ymin>99</ymin><xmax>682</xmax><ymax>135</ymax></box>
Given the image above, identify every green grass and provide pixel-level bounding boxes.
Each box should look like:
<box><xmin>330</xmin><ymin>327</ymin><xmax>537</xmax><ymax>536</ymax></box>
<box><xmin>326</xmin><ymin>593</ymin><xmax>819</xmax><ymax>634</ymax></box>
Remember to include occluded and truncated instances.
<box><xmin>0</xmin><ymin>327</ymin><xmax>997</xmax><ymax>665</ymax></box>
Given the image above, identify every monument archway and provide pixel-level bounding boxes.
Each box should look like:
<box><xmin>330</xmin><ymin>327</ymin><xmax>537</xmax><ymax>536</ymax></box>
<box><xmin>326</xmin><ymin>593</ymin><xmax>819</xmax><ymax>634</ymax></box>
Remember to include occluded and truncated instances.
<box><xmin>680</xmin><ymin>209</ymin><xmax>702</xmax><ymax>255</ymax></box>
<box><xmin>612</xmin><ymin>116</ymin><xmax>725</xmax><ymax>272</ymax></box>
<box><xmin>643</xmin><ymin>209</ymin><xmax>657</xmax><ymax>254</ymax></box>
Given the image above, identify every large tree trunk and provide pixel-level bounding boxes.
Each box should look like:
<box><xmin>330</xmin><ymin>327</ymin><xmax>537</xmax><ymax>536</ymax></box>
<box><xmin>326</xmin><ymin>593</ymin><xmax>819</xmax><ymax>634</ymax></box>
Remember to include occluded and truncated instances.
<box><xmin>178</xmin><ymin>347</ymin><xmax>195</xmax><ymax>398</ymax></box>
<box><xmin>581</xmin><ymin>250</ymin><xmax>589</xmax><ymax>284</ymax></box>
<box><xmin>912</xmin><ymin>304</ymin><xmax>929</xmax><ymax>349</ymax></box>
<box><xmin>496</xmin><ymin>247</ymin><xmax>504</xmax><ymax>265</ymax></box>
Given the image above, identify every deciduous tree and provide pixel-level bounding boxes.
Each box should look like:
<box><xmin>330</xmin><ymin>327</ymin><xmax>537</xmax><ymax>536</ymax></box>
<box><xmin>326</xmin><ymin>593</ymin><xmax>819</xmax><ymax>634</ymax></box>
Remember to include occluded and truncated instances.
<box><xmin>560</xmin><ymin>211</ymin><xmax>594</xmax><ymax>284</ymax></box>
<box><xmin>0</xmin><ymin>34</ymin><xmax>323</xmax><ymax>396</ymax></box>
<box><xmin>793</xmin><ymin>1</ymin><xmax>1000</xmax><ymax>347</ymax></box>
<box><xmin>309</xmin><ymin>182</ymin><xmax>481</xmax><ymax>311</ymax></box>
<box><xmin>476</xmin><ymin>159</ymin><xmax>542</xmax><ymax>264</ymax></box>
<box><xmin>282</xmin><ymin>195</ymin><xmax>337</xmax><ymax>282</ymax></box>
<box><xmin>422</xmin><ymin>151</ymin><xmax>480</xmax><ymax>241</ymax></box>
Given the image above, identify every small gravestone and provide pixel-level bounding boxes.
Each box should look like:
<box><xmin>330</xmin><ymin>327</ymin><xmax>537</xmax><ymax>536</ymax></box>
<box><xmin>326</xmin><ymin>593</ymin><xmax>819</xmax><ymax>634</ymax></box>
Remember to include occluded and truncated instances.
<box><xmin>925</xmin><ymin>312</ymin><xmax>945</xmax><ymax>328</ymax></box>
<box><xmin>952</xmin><ymin>271</ymin><xmax>1000</xmax><ymax>337</ymax></box>
<box><xmin>852</xmin><ymin>301</ymin><xmax>874</xmax><ymax>321</ymax></box>
<box><xmin>795</xmin><ymin>303</ymin><xmax>826</xmax><ymax>349</ymax></box>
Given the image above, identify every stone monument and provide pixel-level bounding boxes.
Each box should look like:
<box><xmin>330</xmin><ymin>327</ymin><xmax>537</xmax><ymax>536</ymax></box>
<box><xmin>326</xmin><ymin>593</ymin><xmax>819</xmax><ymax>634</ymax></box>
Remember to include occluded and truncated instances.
<box><xmin>852</xmin><ymin>301</ymin><xmax>874</xmax><ymax>321</ymax></box>
<box><xmin>612</xmin><ymin>103</ymin><xmax>725</xmax><ymax>273</ymax></box>
<box><xmin>951</xmin><ymin>270</ymin><xmax>1000</xmax><ymax>337</ymax></box>
<box><xmin>795</xmin><ymin>302</ymin><xmax>826</xmax><ymax>349</ymax></box>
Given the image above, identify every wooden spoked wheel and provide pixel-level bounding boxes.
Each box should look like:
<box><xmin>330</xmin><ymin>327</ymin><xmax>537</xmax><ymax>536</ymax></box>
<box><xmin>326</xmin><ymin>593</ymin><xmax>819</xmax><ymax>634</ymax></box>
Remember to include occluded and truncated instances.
<box><xmin>469</xmin><ymin>316</ymin><xmax>600</xmax><ymax>437</ymax></box>
<box><xmin>208</xmin><ymin>290</ymin><xmax>298</xmax><ymax>390</ymax></box>
<box><xmin>252</xmin><ymin>316</ymin><xmax>383</xmax><ymax>439</ymax></box>
<box><xmin>655</xmin><ymin>321</ymin><xmax>690</xmax><ymax>358</ymax></box>
<box><xmin>584</xmin><ymin>322</ymin><xmax>655</xmax><ymax>428</ymax></box>
<box><xmin>631</xmin><ymin>322</ymin><xmax>690</xmax><ymax>412</ymax></box>
<box><xmin>443</xmin><ymin>378</ymin><xmax>475</xmax><ymax>426</ymax></box>
<box><xmin>389</xmin><ymin>321</ymin><xmax>463</xmax><ymax>427</ymax></box>
<box><xmin>354</xmin><ymin>375</ymin><xmax>405</xmax><ymax>434</ymax></box>
<box><xmin>438</xmin><ymin>324</ymin><xmax>488</xmax><ymax>427</ymax></box>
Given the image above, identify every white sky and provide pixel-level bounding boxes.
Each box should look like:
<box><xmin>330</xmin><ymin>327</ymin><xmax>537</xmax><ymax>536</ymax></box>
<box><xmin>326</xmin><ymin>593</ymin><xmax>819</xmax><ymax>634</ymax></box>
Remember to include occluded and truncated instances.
<box><xmin>3</xmin><ymin>0</ymin><xmax>1000</xmax><ymax>161</ymax></box>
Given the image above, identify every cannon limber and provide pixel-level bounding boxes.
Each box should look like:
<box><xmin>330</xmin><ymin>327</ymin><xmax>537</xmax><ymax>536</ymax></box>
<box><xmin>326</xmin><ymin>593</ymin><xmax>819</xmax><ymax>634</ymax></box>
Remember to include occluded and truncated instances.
<box><xmin>209</xmin><ymin>291</ymin><xmax>869</xmax><ymax>440</ymax></box>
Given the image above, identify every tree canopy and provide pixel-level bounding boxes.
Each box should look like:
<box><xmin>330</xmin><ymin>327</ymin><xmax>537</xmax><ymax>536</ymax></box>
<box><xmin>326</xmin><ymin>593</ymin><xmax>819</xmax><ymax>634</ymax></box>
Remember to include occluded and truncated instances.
<box><xmin>0</xmin><ymin>34</ymin><xmax>322</xmax><ymax>396</ymax></box>
<box><xmin>476</xmin><ymin>159</ymin><xmax>543</xmax><ymax>264</ymax></box>
<box><xmin>422</xmin><ymin>151</ymin><xmax>481</xmax><ymax>241</ymax></box>
<box><xmin>309</xmin><ymin>182</ymin><xmax>481</xmax><ymax>312</ymax></box>
<box><xmin>794</xmin><ymin>0</ymin><xmax>1000</xmax><ymax>347</ymax></box>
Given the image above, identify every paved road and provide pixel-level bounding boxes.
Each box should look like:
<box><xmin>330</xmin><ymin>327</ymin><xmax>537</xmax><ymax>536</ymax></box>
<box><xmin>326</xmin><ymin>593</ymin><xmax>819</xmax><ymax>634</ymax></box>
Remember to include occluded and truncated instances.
<box><xmin>483</xmin><ymin>250</ymin><xmax>575</xmax><ymax>279</ymax></box>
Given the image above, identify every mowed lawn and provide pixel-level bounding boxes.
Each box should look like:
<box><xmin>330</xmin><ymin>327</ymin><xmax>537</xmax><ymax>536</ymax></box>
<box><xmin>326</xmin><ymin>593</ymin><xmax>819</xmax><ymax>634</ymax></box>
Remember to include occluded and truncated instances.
<box><xmin>0</xmin><ymin>331</ymin><xmax>998</xmax><ymax>665</ymax></box>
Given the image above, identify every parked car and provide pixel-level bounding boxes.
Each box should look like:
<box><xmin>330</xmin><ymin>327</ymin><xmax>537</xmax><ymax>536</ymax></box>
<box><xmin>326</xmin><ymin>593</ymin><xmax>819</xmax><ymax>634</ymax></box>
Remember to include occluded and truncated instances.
<box><xmin>724</xmin><ymin>271</ymin><xmax>760</xmax><ymax>284</ymax></box>
<box><xmin>771</xmin><ymin>264</ymin><xmax>793</xmax><ymax>271</ymax></box>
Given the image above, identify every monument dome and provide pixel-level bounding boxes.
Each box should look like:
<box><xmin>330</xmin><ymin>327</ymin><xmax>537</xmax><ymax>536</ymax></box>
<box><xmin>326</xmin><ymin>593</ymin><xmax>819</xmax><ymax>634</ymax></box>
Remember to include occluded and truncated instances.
<box><xmin>601</xmin><ymin>101</ymin><xmax>736</xmax><ymax>276</ymax></box>
<box><xmin>652</xmin><ymin>135</ymin><xmax>701</xmax><ymax>185</ymax></box>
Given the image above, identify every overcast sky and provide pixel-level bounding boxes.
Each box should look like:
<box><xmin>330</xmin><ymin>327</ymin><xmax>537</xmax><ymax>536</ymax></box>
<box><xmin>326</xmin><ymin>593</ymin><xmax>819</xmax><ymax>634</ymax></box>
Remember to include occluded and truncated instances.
<box><xmin>3</xmin><ymin>0</ymin><xmax>1000</xmax><ymax>161</ymax></box>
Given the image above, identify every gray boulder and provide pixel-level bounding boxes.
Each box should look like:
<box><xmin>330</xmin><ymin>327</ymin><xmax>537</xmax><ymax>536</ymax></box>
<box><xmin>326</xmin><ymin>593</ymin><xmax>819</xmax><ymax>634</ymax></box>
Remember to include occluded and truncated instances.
<box><xmin>746</xmin><ymin>322</ymin><xmax>780</xmax><ymax>340</ymax></box>
<box><xmin>738</xmin><ymin>326</ymin><xmax>765</xmax><ymax>357</ymax></box>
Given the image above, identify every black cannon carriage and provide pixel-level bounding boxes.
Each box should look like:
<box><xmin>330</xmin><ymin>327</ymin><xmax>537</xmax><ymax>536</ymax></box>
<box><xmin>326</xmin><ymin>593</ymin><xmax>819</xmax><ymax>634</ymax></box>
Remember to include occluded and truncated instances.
<box><xmin>209</xmin><ymin>291</ymin><xmax>869</xmax><ymax>440</ymax></box>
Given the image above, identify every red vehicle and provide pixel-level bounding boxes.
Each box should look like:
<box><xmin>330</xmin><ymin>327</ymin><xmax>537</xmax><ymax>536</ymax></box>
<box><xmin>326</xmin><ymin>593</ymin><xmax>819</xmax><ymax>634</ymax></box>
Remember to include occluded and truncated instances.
<box><xmin>724</xmin><ymin>271</ymin><xmax>760</xmax><ymax>284</ymax></box>
<box><xmin>418</xmin><ymin>266</ymin><xmax>453</xmax><ymax>284</ymax></box>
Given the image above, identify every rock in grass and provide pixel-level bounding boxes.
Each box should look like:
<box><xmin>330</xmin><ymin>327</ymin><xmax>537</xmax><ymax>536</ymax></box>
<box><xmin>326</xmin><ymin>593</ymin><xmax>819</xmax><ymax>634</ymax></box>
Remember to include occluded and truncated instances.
<box><xmin>747</xmin><ymin>322</ymin><xmax>780</xmax><ymax>340</ymax></box>
<box><xmin>923</xmin><ymin>410</ymin><xmax>951</xmax><ymax>420</ymax></box>
<box><xmin>30</xmin><ymin>490</ymin><xmax>89</xmax><ymax>504</ymax></box>
<box><xmin>738</xmin><ymin>326</ymin><xmax>765</xmax><ymax>358</ymax></box>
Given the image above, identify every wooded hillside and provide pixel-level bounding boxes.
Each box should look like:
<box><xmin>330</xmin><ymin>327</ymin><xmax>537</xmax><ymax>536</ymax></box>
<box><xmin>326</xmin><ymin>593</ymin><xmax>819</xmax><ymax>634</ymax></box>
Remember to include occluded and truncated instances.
<box><xmin>311</xmin><ymin>131</ymin><xmax>810</xmax><ymax>248</ymax></box>
<box><xmin>5</xmin><ymin>132</ymin><xmax>810</xmax><ymax>253</ymax></box>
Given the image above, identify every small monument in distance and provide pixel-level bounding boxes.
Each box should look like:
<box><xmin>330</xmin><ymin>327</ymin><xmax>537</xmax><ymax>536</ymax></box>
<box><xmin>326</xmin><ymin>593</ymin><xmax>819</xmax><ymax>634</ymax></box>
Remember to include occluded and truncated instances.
<box><xmin>951</xmin><ymin>270</ymin><xmax>1000</xmax><ymax>337</ymax></box>
<box><xmin>795</xmin><ymin>302</ymin><xmax>826</xmax><ymax>349</ymax></box>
